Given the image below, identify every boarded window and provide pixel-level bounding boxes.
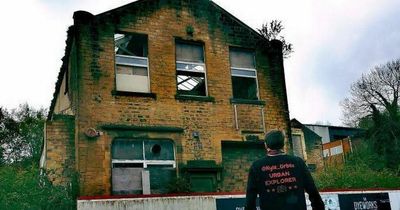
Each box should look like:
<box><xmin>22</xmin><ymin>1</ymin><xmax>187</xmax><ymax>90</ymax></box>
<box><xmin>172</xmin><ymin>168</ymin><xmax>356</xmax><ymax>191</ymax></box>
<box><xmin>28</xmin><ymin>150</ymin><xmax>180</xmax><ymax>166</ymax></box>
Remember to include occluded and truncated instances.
<box><xmin>111</xmin><ymin>139</ymin><xmax>176</xmax><ymax>195</ymax></box>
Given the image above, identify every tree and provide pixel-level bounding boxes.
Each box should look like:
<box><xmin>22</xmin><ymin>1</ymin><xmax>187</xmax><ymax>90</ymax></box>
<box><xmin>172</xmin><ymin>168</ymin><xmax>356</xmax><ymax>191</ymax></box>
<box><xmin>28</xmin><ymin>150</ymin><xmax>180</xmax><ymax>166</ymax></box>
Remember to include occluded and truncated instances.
<box><xmin>341</xmin><ymin>58</ymin><xmax>400</xmax><ymax>126</ymax></box>
<box><xmin>341</xmin><ymin>58</ymin><xmax>400</xmax><ymax>170</ymax></box>
<box><xmin>0</xmin><ymin>104</ymin><xmax>46</xmax><ymax>164</ymax></box>
<box><xmin>258</xmin><ymin>20</ymin><xmax>294</xmax><ymax>58</ymax></box>
<box><xmin>0</xmin><ymin>163</ymin><xmax>76</xmax><ymax>209</ymax></box>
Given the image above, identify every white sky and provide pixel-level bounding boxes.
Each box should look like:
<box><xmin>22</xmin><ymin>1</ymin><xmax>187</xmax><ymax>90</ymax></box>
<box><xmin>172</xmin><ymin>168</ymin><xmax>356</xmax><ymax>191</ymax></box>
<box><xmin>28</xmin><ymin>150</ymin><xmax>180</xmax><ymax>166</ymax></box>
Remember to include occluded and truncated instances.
<box><xmin>0</xmin><ymin>0</ymin><xmax>399</xmax><ymax>126</ymax></box>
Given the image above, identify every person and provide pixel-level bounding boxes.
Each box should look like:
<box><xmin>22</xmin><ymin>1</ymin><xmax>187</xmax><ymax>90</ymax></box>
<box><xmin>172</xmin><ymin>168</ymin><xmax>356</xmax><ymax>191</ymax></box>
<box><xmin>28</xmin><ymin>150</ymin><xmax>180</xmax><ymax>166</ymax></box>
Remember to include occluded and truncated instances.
<box><xmin>245</xmin><ymin>130</ymin><xmax>324</xmax><ymax>210</ymax></box>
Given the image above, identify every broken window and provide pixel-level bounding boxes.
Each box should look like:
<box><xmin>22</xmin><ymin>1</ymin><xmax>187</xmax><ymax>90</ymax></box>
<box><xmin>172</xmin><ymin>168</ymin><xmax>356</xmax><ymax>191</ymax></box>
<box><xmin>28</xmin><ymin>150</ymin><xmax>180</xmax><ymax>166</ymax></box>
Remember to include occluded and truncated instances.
<box><xmin>111</xmin><ymin>139</ymin><xmax>175</xmax><ymax>195</ymax></box>
<box><xmin>230</xmin><ymin>48</ymin><xmax>259</xmax><ymax>100</ymax></box>
<box><xmin>176</xmin><ymin>42</ymin><xmax>207</xmax><ymax>96</ymax></box>
<box><xmin>115</xmin><ymin>33</ymin><xmax>150</xmax><ymax>93</ymax></box>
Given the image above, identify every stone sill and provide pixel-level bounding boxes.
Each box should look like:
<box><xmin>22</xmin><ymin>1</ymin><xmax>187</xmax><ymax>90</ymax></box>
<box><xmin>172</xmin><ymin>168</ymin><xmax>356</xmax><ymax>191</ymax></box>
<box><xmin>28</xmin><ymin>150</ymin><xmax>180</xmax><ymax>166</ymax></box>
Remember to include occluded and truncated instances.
<box><xmin>230</xmin><ymin>98</ymin><xmax>266</xmax><ymax>105</ymax></box>
<box><xmin>111</xmin><ymin>90</ymin><xmax>157</xmax><ymax>99</ymax></box>
<box><xmin>175</xmin><ymin>94</ymin><xmax>215</xmax><ymax>102</ymax></box>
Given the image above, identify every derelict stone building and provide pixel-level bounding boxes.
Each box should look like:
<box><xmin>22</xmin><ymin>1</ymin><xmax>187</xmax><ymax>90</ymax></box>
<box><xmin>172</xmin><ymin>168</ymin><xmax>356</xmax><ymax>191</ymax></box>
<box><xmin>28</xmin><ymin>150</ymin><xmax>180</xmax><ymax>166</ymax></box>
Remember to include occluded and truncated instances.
<box><xmin>40</xmin><ymin>0</ymin><xmax>290</xmax><ymax>196</ymax></box>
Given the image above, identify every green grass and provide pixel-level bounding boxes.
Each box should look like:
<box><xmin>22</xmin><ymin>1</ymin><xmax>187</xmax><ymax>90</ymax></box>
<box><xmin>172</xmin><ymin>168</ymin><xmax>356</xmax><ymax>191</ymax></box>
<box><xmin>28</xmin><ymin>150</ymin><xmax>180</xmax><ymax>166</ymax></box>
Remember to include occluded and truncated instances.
<box><xmin>315</xmin><ymin>141</ymin><xmax>400</xmax><ymax>190</ymax></box>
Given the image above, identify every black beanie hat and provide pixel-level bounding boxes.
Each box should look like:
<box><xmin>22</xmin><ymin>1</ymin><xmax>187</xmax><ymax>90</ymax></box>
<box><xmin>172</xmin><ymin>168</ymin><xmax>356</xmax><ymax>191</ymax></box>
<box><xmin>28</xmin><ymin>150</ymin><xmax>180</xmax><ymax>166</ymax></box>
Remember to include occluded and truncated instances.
<box><xmin>265</xmin><ymin>130</ymin><xmax>284</xmax><ymax>150</ymax></box>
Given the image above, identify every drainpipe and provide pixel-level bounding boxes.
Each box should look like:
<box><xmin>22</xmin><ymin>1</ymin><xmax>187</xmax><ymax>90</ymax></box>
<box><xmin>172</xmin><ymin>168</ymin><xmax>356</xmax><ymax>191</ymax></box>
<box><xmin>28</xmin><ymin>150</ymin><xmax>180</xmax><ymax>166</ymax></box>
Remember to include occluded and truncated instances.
<box><xmin>234</xmin><ymin>105</ymin><xmax>238</xmax><ymax>130</ymax></box>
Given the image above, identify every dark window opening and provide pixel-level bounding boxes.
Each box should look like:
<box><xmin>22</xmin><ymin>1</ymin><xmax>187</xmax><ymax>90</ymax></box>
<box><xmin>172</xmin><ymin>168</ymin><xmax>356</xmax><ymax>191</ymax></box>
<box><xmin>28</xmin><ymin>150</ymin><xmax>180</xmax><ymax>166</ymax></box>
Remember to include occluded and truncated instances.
<box><xmin>333</xmin><ymin>135</ymin><xmax>348</xmax><ymax>140</ymax></box>
<box><xmin>115</xmin><ymin>33</ymin><xmax>148</xmax><ymax>57</ymax></box>
<box><xmin>232</xmin><ymin>76</ymin><xmax>258</xmax><ymax>100</ymax></box>
<box><xmin>230</xmin><ymin>48</ymin><xmax>258</xmax><ymax>100</ymax></box>
<box><xmin>151</xmin><ymin>144</ymin><xmax>161</xmax><ymax>154</ymax></box>
<box><xmin>113</xmin><ymin>163</ymin><xmax>144</xmax><ymax>168</ymax></box>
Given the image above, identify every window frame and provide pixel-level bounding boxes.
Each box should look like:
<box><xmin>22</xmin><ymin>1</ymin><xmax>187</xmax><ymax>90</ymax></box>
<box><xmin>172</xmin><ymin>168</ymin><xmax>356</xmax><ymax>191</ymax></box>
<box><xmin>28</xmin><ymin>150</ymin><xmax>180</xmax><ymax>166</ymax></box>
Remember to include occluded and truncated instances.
<box><xmin>175</xmin><ymin>40</ymin><xmax>209</xmax><ymax>97</ymax></box>
<box><xmin>114</xmin><ymin>32</ymin><xmax>151</xmax><ymax>93</ymax></box>
<box><xmin>111</xmin><ymin>139</ymin><xmax>176</xmax><ymax>169</ymax></box>
<box><xmin>229</xmin><ymin>47</ymin><xmax>260</xmax><ymax>100</ymax></box>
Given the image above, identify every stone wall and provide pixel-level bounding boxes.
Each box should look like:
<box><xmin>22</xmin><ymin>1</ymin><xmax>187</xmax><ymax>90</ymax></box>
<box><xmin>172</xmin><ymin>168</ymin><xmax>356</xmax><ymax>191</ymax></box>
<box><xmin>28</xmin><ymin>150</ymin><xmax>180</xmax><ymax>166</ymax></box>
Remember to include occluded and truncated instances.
<box><xmin>221</xmin><ymin>142</ymin><xmax>266</xmax><ymax>192</ymax></box>
<box><xmin>45</xmin><ymin>115</ymin><xmax>75</xmax><ymax>185</ymax></box>
<box><xmin>54</xmin><ymin>0</ymin><xmax>290</xmax><ymax>195</ymax></box>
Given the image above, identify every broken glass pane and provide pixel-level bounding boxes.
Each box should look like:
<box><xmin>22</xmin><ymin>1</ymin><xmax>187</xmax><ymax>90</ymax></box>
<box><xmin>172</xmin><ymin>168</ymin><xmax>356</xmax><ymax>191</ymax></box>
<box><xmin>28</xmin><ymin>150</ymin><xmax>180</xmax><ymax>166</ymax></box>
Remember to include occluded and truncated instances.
<box><xmin>176</xmin><ymin>62</ymin><xmax>205</xmax><ymax>72</ymax></box>
<box><xmin>115</xmin><ymin>33</ymin><xmax>148</xmax><ymax>57</ymax></box>
<box><xmin>177</xmin><ymin>72</ymin><xmax>206</xmax><ymax>96</ymax></box>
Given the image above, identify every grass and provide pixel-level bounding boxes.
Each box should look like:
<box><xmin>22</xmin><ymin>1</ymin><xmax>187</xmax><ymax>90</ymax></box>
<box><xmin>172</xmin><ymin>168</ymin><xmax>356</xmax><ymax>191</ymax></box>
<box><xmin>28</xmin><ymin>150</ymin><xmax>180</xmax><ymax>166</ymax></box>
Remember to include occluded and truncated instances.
<box><xmin>315</xmin><ymin>141</ymin><xmax>400</xmax><ymax>190</ymax></box>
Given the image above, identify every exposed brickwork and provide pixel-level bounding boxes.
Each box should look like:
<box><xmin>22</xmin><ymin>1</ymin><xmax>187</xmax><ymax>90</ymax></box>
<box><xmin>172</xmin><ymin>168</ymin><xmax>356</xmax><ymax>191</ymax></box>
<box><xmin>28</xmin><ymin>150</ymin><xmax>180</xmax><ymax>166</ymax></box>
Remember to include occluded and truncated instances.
<box><xmin>45</xmin><ymin>0</ymin><xmax>290</xmax><ymax>196</ymax></box>
<box><xmin>306</xmin><ymin>139</ymin><xmax>324</xmax><ymax>172</ymax></box>
<box><xmin>221</xmin><ymin>143</ymin><xmax>266</xmax><ymax>192</ymax></box>
<box><xmin>45</xmin><ymin>115</ymin><xmax>75</xmax><ymax>185</ymax></box>
<box><xmin>235</xmin><ymin>104</ymin><xmax>264</xmax><ymax>132</ymax></box>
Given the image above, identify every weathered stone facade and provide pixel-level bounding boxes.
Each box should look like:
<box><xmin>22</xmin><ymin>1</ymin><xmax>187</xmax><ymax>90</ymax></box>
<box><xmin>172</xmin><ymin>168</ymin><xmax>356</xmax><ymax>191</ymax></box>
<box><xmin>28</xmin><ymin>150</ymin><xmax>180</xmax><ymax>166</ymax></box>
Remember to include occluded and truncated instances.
<box><xmin>43</xmin><ymin>0</ymin><xmax>290</xmax><ymax>196</ymax></box>
<box><xmin>290</xmin><ymin>119</ymin><xmax>324</xmax><ymax>172</ymax></box>
<box><xmin>44</xmin><ymin>115</ymin><xmax>75</xmax><ymax>185</ymax></box>
<box><xmin>221</xmin><ymin>141</ymin><xmax>266</xmax><ymax>192</ymax></box>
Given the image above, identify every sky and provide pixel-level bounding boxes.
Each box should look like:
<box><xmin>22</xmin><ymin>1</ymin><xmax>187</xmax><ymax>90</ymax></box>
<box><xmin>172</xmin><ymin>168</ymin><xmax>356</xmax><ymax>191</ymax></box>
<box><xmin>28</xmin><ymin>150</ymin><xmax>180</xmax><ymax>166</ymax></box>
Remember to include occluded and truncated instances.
<box><xmin>0</xmin><ymin>0</ymin><xmax>399</xmax><ymax>126</ymax></box>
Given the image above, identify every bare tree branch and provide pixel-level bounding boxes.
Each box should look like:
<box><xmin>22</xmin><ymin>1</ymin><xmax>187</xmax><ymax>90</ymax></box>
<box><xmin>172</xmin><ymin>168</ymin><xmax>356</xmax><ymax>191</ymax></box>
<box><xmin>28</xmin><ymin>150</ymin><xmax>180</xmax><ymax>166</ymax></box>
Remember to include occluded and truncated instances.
<box><xmin>341</xmin><ymin>58</ymin><xmax>400</xmax><ymax>126</ymax></box>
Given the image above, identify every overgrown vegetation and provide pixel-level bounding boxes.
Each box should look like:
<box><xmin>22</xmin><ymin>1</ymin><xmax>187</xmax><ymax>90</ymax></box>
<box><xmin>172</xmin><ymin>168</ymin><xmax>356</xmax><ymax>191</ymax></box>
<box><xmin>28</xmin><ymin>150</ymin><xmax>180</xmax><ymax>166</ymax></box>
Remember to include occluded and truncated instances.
<box><xmin>167</xmin><ymin>176</ymin><xmax>192</xmax><ymax>193</ymax></box>
<box><xmin>341</xmin><ymin>58</ymin><xmax>400</xmax><ymax>170</ymax></box>
<box><xmin>0</xmin><ymin>162</ymin><xmax>76</xmax><ymax>210</ymax></box>
<box><xmin>0</xmin><ymin>104</ymin><xmax>46</xmax><ymax>163</ymax></box>
<box><xmin>315</xmin><ymin>140</ymin><xmax>400</xmax><ymax>189</ymax></box>
<box><xmin>258</xmin><ymin>20</ymin><xmax>294</xmax><ymax>58</ymax></box>
<box><xmin>319</xmin><ymin>58</ymin><xmax>400</xmax><ymax>189</ymax></box>
<box><xmin>0</xmin><ymin>104</ymin><xmax>76</xmax><ymax>209</ymax></box>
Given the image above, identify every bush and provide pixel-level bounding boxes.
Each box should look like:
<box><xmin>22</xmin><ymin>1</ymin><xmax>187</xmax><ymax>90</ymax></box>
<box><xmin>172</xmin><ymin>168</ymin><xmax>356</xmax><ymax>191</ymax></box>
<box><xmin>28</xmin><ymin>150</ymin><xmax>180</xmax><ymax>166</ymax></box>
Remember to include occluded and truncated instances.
<box><xmin>315</xmin><ymin>140</ymin><xmax>400</xmax><ymax>189</ymax></box>
<box><xmin>0</xmin><ymin>163</ymin><xmax>75</xmax><ymax>210</ymax></box>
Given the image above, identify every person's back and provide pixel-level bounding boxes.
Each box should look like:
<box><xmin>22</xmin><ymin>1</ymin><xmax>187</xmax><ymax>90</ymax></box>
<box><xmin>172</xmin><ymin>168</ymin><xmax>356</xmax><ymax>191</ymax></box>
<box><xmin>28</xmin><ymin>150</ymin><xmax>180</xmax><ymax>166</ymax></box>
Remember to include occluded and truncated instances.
<box><xmin>245</xmin><ymin>130</ymin><xmax>324</xmax><ymax>210</ymax></box>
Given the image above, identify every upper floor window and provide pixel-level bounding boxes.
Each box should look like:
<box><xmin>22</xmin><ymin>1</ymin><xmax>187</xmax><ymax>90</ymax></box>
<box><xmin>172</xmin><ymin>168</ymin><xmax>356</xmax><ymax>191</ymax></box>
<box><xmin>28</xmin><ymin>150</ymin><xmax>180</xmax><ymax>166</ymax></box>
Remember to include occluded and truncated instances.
<box><xmin>230</xmin><ymin>48</ymin><xmax>259</xmax><ymax>100</ymax></box>
<box><xmin>175</xmin><ymin>41</ymin><xmax>207</xmax><ymax>96</ymax></box>
<box><xmin>114</xmin><ymin>33</ymin><xmax>150</xmax><ymax>93</ymax></box>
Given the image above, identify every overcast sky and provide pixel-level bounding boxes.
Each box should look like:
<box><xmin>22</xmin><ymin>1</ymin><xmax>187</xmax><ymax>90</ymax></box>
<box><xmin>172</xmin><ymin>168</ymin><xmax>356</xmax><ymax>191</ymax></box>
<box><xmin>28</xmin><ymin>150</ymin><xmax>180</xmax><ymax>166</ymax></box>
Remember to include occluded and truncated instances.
<box><xmin>0</xmin><ymin>0</ymin><xmax>399</xmax><ymax>126</ymax></box>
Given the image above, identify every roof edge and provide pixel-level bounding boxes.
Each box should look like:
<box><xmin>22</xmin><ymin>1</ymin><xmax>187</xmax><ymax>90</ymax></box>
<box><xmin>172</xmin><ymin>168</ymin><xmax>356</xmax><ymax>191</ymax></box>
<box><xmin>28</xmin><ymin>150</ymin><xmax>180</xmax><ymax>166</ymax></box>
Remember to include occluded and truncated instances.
<box><xmin>209</xmin><ymin>1</ymin><xmax>267</xmax><ymax>42</ymax></box>
<box><xmin>47</xmin><ymin>26</ymin><xmax>76</xmax><ymax>121</ymax></box>
<box><xmin>95</xmin><ymin>0</ymin><xmax>268</xmax><ymax>43</ymax></box>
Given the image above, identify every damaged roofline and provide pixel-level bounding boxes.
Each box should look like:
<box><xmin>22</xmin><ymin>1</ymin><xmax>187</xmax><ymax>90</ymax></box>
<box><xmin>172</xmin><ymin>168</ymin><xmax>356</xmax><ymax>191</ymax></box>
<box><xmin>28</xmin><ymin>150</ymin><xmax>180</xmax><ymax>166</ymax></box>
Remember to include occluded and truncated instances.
<box><xmin>47</xmin><ymin>26</ymin><xmax>75</xmax><ymax>121</ymax></box>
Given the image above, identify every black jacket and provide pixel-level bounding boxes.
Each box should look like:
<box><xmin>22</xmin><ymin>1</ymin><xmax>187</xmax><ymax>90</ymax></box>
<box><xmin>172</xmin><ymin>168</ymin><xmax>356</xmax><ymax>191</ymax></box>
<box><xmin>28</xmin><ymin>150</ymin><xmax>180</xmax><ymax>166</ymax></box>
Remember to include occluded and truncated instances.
<box><xmin>245</xmin><ymin>154</ymin><xmax>324</xmax><ymax>210</ymax></box>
